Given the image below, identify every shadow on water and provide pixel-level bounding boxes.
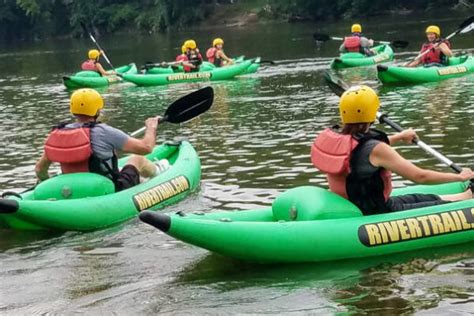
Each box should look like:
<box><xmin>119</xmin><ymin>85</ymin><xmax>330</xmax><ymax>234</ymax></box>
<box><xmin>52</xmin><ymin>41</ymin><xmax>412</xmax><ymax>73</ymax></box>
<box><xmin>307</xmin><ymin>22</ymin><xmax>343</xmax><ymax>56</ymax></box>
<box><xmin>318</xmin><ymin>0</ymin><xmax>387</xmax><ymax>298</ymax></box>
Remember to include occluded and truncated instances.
<box><xmin>169</xmin><ymin>242</ymin><xmax>474</xmax><ymax>314</ymax></box>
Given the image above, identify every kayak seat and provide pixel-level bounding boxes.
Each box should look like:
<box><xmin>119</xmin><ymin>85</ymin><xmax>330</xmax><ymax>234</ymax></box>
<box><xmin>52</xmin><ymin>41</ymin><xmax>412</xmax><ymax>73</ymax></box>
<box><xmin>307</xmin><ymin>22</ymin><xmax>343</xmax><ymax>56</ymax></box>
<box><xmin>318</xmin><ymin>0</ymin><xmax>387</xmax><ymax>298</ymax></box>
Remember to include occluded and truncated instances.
<box><xmin>34</xmin><ymin>173</ymin><xmax>115</xmax><ymax>201</ymax></box>
<box><xmin>75</xmin><ymin>71</ymin><xmax>101</xmax><ymax>78</ymax></box>
<box><xmin>272</xmin><ymin>186</ymin><xmax>363</xmax><ymax>221</ymax></box>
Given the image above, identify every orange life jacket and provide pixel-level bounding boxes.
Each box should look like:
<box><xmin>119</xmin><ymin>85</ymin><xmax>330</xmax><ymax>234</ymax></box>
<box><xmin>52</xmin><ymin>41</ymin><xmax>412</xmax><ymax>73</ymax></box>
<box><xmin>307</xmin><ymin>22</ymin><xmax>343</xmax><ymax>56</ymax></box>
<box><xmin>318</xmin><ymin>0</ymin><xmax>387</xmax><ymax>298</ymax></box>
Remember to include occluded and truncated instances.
<box><xmin>311</xmin><ymin>127</ymin><xmax>392</xmax><ymax>214</ymax></box>
<box><xmin>343</xmin><ymin>36</ymin><xmax>361</xmax><ymax>53</ymax></box>
<box><xmin>81</xmin><ymin>60</ymin><xmax>98</xmax><ymax>72</ymax></box>
<box><xmin>420</xmin><ymin>39</ymin><xmax>451</xmax><ymax>65</ymax></box>
<box><xmin>44</xmin><ymin>123</ymin><xmax>119</xmax><ymax>180</ymax></box>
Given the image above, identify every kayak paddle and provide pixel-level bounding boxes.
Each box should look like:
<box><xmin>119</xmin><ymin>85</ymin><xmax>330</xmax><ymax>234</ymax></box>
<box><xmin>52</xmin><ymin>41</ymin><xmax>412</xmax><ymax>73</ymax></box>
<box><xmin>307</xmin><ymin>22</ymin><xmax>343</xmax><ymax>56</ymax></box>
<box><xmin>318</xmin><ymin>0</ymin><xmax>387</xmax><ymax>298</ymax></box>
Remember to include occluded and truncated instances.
<box><xmin>130</xmin><ymin>86</ymin><xmax>214</xmax><ymax>137</ymax></box>
<box><xmin>323</xmin><ymin>71</ymin><xmax>472</xmax><ymax>179</ymax></box>
<box><xmin>80</xmin><ymin>22</ymin><xmax>115</xmax><ymax>70</ymax></box>
<box><xmin>407</xmin><ymin>16</ymin><xmax>474</xmax><ymax>65</ymax></box>
<box><xmin>313</xmin><ymin>33</ymin><xmax>409</xmax><ymax>49</ymax></box>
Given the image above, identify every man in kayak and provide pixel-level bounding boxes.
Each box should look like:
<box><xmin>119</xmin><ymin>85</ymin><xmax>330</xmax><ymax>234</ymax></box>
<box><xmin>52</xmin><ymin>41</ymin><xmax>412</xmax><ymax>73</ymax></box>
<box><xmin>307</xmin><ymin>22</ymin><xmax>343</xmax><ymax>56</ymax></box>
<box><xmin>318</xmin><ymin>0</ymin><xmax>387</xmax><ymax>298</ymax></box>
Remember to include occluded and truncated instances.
<box><xmin>339</xmin><ymin>24</ymin><xmax>375</xmax><ymax>56</ymax></box>
<box><xmin>81</xmin><ymin>49</ymin><xmax>117</xmax><ymax>77</ymax></box>
<box><xmin>311</xmin><ymin>85</ymin><xmax>473</xmax><ymax>215</ymax></box>
<box><xmin>206</xmin><ymin>38</ymin><xmax>234</xmax><ymax>67</ymax></box>
<box><xmin>406</xmin><ymin>25</ymin><xmax>453</xmax><ymax>67</ymax></box>
<box><xmin>35</xmin><ymin>88</ymin><xmax>165</xmax><ymax>191</ymax></box>
<box><xmin>181</xmin><ymin>39</ymin><xmax>203</xmax><ymax>72</ymax></box>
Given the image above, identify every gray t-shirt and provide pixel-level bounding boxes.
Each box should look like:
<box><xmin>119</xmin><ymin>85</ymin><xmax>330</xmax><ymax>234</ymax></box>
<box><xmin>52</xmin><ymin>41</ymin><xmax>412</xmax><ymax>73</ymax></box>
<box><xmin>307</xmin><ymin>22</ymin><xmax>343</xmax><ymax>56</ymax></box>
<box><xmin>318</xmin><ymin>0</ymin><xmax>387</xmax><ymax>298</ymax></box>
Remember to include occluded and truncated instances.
<box><xmin>66</xmin><ymin>122</ymin><xmax>129</xmax><ymax>160</ymax></box>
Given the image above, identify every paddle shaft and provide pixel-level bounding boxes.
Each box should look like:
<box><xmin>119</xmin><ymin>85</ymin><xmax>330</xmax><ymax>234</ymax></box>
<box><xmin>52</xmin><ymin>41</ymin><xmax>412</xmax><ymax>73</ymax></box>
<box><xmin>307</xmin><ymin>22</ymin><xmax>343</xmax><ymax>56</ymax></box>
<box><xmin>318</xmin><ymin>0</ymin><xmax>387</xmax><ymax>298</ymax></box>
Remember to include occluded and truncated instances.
<box><xmin>130</xmin><ymin>117</ymin><xmax>165</xmax><ymax>137</ymax></box>
<box><xmin>377</xmin><ymin>113</ymin><xmax>463</xmax><ymax>173</ymax></box>
<box><xmin>329</xmin><ymin>36</ymin><xmax>391</xmax><ymax>45</ymax></box>
<box><xmin>82</xmin><ymin>23</ymin><xmax>115</xmax><ymax>70</ymax></box>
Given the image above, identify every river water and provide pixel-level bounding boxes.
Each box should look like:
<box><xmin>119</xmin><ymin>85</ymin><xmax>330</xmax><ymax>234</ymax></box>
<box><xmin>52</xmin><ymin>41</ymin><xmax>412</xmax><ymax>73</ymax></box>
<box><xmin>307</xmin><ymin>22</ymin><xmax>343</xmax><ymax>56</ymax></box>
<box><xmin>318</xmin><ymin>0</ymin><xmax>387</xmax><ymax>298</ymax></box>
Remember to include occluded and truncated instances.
<box><xmin>1</xmin><ymin>13</ymin><xmax>474</xmax><ymax>314</ymax></box>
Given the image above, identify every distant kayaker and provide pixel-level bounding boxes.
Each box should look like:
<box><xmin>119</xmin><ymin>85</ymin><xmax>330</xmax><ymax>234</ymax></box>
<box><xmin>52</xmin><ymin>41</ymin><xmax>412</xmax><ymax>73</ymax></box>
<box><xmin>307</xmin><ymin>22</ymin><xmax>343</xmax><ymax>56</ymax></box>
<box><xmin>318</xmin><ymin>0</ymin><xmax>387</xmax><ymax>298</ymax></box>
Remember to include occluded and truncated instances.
<box><xmin>311</xmin><ymin>85</ymin><xmax>473</xmax><ymax>215</ymax></box>
<box><xmin>339</xmin><ymin>24</ymin><xmax>375</xmax><ymax>56</ymax></box>
<box><xmin>406</xmin><ymin>25</ymin><xmax>453</xmax><ymax>67</ymax></box>
<box><xmin>35</xmin><ymin>89</ymin><xmax>167</xmax><ymax>191</ymax></box>
<box><xmin>81</xmin><ymin>49</ymin><xmax>117</xmax><ymax>77</ymax></box>
<box><xmin>181</xmin><ymin>39</ymin><xmax>203</xmax><ymax>72</ymax></box>
<box><xmin>176</xmin><ymin>45</ymin><xmax>187</xmax><ymax>63</ymax></box>
<box><xmin>206</xmin><ymin>38</ymin><xmax>234</xmax><ymax>67</ymax></box>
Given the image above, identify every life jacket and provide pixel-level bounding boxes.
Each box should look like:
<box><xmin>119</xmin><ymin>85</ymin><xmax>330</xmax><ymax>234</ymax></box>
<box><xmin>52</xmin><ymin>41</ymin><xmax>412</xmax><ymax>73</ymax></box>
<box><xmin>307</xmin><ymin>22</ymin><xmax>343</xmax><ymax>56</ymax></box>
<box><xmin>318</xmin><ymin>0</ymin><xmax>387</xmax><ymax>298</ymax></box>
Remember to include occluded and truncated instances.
<box><xmin>311</xmin><ymin>126</ymin><xmax>392</xmax><ymax>215</ymax></box>
<box><xmin>206</xmin><ymin>47</ymin><xmax>217</xmax><ymax>64</ymax></box>
<box><xmin>183</xmin><ymin>51</ymin><xmax>203</xmax><ymax>72</ymax></box>
<box><xmin>176</xmin><ymin>54</ymin><xmax>187</xmax><ymax>62</ymax></box>
<box><xmin>420</xmin><ymin>39</ymin><xmax>451</xmax><ymax>65</ymax></box>
<box><xmin>343</xmin><ymin>35</ymin><xmax>362</xmax><ymax>53</ymax></box>
<box><xmin>81</xmin><ymin>60</ymin><xmax>98</xmax><ymax>72</ymax></box>
<box><xmin>44</xmin><ymin>122</ymin><xmax>120</xmax><ymax>183</ymax></box>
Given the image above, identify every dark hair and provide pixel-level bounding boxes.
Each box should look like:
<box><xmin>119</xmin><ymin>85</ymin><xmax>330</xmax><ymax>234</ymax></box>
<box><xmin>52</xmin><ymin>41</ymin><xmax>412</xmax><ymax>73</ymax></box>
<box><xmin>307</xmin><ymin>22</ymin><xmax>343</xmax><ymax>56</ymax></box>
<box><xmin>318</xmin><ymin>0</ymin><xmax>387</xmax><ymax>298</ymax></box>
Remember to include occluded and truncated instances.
<box><xmin>341</xmin><ymin>123</ymin><xmax>371</xmax><ymax>135</ymax></box>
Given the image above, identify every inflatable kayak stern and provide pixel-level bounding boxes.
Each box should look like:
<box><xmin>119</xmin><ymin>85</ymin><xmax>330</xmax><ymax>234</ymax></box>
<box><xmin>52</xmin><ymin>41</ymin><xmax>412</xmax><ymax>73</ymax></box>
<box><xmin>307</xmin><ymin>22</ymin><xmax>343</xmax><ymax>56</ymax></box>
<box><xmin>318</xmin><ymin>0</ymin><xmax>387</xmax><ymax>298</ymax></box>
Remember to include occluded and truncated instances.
<box><xmin>140</xmin><ymin>211</ymin><xmax>171</xmax><ymax>232</ymax></box>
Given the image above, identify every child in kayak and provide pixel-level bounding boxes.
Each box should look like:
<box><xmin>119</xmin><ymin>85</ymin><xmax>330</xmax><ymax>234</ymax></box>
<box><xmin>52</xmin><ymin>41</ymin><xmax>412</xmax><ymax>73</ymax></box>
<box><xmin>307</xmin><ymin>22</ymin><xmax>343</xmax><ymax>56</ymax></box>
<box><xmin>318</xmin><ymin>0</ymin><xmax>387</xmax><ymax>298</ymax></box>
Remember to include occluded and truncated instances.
<box><xmin>35</xmin><ymin>89</ymin><xmax>167</xmax><ymax>191</ymax></box>
<box><xmin>406</xmin><ymin>25</ymin><xmax>453</xmax><ymax>67</ymax></box>
<box><xmin>206</xmin><ymin>38</ymin><xmax>234</xmax><ymax>67</ymax></box>
<box><xmin>81</xmin><ymin>49</ymin><xmax>118</xmax><ymax>78</ymax></box>
<box><xmin>181</xmin><ymin>40</ymin><xmax>203</xmax><ymax>72</ymax></box>
<box><xmin>311</xmin><ymin>85</ymin><xmax>473</xmax><ymax>215</ymax></box>
<box><xmin>339</xmin><ymin>24</ymin><xmax>375</xmax><ymax>56</ymax></box>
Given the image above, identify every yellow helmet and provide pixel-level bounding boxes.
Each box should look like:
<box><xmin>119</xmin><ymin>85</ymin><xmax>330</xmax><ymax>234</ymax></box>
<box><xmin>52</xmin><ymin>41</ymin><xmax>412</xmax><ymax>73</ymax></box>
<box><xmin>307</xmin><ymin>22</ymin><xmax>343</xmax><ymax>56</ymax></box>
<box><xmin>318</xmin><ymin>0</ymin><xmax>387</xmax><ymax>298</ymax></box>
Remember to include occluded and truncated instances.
<box><xmin>339</xmin><ymin>85</ymin><xmax>379</xmax><ymax>124</ymax></box>
<box><xmin>184</xmin><ymin>39</ymin><xmax>197</xmax><ymax>50</ymax></box>
<box><xmin>425</xmin><ymin>25</ymin><xmax>440</xmax><ymax>36</ymax></box>
<box><xmin>213</xmin><ymin>38</ymin><xmax>224</xmax><ymax>47</ymax></box>
<box><xmin>70</xmin><ymin>88</ymin><xmax>104</xmax><ymax>117</ymax></box>
<box><xmin>88</xmin><ymin>49</ymin><xmax>101</xmax><ymax>60</ymax></box>
<box><xmin>351</xmin><ymin>24</ymin><xmax>362</xmax><ymax>33</ymax></box>
<box><xmin>181</xmin><ymin>45</ymin><xmax>187</xmax><ymax>54</ymax></box>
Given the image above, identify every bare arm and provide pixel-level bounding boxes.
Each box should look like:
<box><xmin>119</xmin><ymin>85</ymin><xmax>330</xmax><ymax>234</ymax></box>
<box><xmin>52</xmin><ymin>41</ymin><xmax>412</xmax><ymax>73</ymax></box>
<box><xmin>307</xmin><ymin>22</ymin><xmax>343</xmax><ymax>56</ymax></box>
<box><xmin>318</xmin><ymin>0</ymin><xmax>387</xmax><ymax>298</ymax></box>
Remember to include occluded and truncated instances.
<box><xmin>370</xmin><ymin>142</ymin><xmax>470</xmax><ymax>184</ymax></box>
<box><xmin>122</xmin><ymin>117</ymin><xmax>159</xmax><ymax>155</ymax></box>
<box><xmin>95</xmin><ymin>63</ymin><xmax>109</xmax><ymax>76</ymax></box>
<box><xmin>217</xmin><ymin>50</ymin><xmax>233</xmax><ymax>63</ymax></box>
<box><xmin>388</xmin><ymin>128</ymin><xmax>417</xmax><ymax>145</ymax></box>
<box><xmin>35</xmin><ymin>152</ymin><xmax>52</xmax><ymax>181</ymax></box>
<box><xmin>438</xmin><ymin>42</ymin><xmax>453</xmax><ymax>57</ymax></box>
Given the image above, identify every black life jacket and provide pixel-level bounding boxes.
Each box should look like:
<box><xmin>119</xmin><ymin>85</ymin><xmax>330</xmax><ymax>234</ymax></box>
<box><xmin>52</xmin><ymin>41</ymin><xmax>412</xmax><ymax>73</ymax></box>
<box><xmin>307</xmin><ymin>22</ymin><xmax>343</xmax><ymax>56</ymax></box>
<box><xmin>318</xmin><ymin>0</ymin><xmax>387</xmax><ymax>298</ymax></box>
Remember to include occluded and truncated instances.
<box><xmin>346</xmin><ymin>129</ymin><xmax>392</xmax><ymax>215</ymax></box>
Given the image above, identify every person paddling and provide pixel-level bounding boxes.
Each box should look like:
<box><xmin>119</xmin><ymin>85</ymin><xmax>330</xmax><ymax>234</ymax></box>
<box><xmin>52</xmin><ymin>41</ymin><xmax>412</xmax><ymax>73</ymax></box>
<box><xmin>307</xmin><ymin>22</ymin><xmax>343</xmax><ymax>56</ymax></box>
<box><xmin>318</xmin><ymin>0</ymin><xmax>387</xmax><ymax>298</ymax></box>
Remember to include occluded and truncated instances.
<box><xmin>339</xmin><ymin>24</ymin><xmax>375</xmax><ymax>56</ymax></box>
<box><xmin>181</xmin><ymin>40</ymin><xmax>203</xmax><ymax>72</ymax></box>
<box><xmin>81</xmin><ymin>49</ymin><xmax>117</xmax><ymax>77</ymax></box>
<box><xmin>407</xmin><ymin>25</ymin><xmax>453</xmax><ymax>67</ymax></box>
<box><xmin>311</xmin><ymin>85</ymin><xmax>473</xmax><ymax>215</ymax></box>
<box><xmin>206</xmin><ymin>38</ymin><xmax>234</xmax><ymax>67</ymax></box>
<box><xmin>35</xmin><ymin>88</ymin><xmax>167</xmax><ymax>191</ymax></box>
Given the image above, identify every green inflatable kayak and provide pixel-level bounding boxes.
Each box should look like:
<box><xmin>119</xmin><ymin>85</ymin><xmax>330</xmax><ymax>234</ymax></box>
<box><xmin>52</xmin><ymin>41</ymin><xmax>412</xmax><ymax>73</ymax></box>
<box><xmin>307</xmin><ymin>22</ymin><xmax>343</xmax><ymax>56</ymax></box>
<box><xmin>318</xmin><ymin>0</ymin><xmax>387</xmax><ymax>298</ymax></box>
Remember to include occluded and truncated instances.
<box><xmin>124</xmin><ymin>60</ymin><xmax>252</xmax><ymax>86</ymax></box>
<box><xmin>377</xmin><ymin>55</ymin><xmax>474</xmax><ymax>84</ymax></box>
<box><xmin>331</xmin><ymin>45</ymin><xmax>394</xmax><ymax>69</ymax></box>
<box><xmin>145</xmin><ymin>57</ymin><xmax>260</xmax><ymax>76</ymax></box>
<box><xmin>0</xmin><ymin>141</ymin><xmax>200</xmax><ymax>231</ymax></box>
<box><xmin>140</xmin><ymin>181</ymin><xmax>474</xmax><ymax>263</ymax></box>
<box><xmin>62</xmin><ymin>63</ymin><xmax>138</xmax><ymax>89</ymax></box>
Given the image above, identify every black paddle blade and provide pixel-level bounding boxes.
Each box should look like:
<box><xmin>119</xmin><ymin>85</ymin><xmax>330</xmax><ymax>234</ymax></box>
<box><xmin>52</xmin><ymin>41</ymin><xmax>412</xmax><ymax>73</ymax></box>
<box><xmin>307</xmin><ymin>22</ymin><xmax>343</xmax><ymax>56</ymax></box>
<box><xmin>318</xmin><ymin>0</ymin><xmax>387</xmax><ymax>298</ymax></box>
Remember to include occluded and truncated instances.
<box><xmin>459</xmin><ymin>16</ymin><xmax>474</xmax><ymax>30</ymax></box>
<box><xmin>391</xmin><ymin>40</ymin><xmax>409</xmax><ymax>48</ymax></box>
<box><xmin>163</xmin><ymin>86</ymin><xmax>214</xmax><ymax>124</ymax></box>
<box><xmin>323</xmin><ymin>71</ymin><xmax>350</xmax><ymax>97</ymax></box>
<box><xmin>313</xmin><ymin>33</ymin><xmax>331</xmax><ymax>42</ymax></box>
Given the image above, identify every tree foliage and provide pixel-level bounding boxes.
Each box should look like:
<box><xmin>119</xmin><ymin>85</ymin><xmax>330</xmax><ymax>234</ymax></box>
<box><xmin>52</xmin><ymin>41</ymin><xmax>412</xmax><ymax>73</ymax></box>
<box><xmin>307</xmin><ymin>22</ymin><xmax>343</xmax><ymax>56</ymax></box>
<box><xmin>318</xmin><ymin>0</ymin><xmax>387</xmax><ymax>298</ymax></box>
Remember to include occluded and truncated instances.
<box><xmin>0</xmin><ymin>0</ymin><xmax>470</xmax><ymax>42</ymax></box>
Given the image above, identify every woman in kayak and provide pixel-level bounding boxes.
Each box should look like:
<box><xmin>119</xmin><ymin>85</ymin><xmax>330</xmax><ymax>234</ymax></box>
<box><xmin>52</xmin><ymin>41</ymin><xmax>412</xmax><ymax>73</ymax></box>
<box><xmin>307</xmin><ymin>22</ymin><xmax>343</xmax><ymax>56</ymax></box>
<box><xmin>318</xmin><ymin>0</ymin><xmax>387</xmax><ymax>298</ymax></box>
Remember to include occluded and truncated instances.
<box><xmin>206</xmin><ymin>38</ymin><xmax>234</xmax><ymax>67</ymax></box>
<box><xmin>81</xmin><ymin>49</ymin><xmax>117</xmax><ymax>77</ymax></box>
<box><xmin>35</xmin><ymin>89</ymin><xmax>166</xmax><ymax>191</ymax></box>
<box><xmin>339</xmin><ymin>24</ymin><xmax>374</xmax><ymax>56</ymax></box>
<box><xmin>311</xmin><ymin>85</ymin><xmax>473</xmax><ymax>215</ymax></box>
<box><xmin>181</xmin><ymin>40</ymin><xmax>203</xmax><ymax>72</ymax></box>
<box><xmin>407</xmin><ymin>25</ymin><xmax>453</xmax><ymax>67</ymax></box>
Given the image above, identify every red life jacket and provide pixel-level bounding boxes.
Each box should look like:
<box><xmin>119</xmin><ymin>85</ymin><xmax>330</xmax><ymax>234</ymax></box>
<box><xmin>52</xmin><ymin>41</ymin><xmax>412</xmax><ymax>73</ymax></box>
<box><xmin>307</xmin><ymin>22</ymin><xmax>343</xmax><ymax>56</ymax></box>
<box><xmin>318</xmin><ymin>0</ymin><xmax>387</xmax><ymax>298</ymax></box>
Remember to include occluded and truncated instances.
<box><xmin>206</xmin><ymin>47</ymin><xmax>217</xmax><ymax>64</ymax></box>
<box><xmin>176</xmin><ymin>54</ymin><xmax>186</xmax><ymax>62</ymax></box>
<box><xmin>420</xmin><ymin>39</ymin><xmax>451</xmax><ymax>65</ymax></box>
<box><xmin>311</xmin><ymin>127</ymin><xmax>392</xmax><ymax>214</ymax></box>
<box><xmin>45</xmin><ymin>123</ymin><xmax>93</xmax><ymax>174</ymax></box>
<box><xmin>44</xmin><ymin>123</ymin><xmax>119</xmax><ymax>181</ymax></box>
<box><xmin>343</xmin><ymin>36</ymin><xmax>361</xmax><ymax>53</ymax></box>
<box><xmin>81</xmin><ymin>60</ymin><xmax>98</xmax><ymax>72</ymax></box>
